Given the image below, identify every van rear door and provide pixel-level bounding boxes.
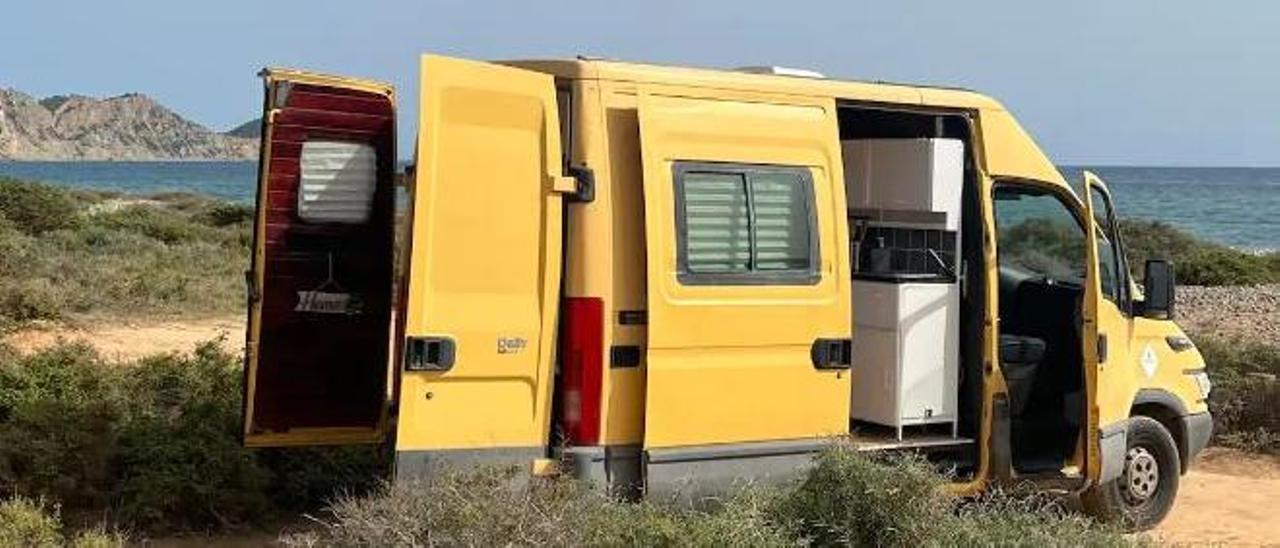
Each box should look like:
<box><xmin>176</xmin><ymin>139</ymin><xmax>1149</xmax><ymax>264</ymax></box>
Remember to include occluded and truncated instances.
<box><xmin>636</xmin><ymin>87</ymin><xmax>851</xmax><ymax>452</ymax></box>
<box><xmin>243</xmin><ymin>69</ymin><xmax>397</xmax><ymax>446</ymax></box>
<box><xmin>392</xmin><ymin>56</ymin><xmax>570</xmax><ymax>469</ymax></box>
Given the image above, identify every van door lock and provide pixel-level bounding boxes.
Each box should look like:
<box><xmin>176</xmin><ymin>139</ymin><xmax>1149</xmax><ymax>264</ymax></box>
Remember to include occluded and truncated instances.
<box><xmin>405</xmin><ymin>336</ymin><xmax>456</xmax><ymax>372</ymax></box>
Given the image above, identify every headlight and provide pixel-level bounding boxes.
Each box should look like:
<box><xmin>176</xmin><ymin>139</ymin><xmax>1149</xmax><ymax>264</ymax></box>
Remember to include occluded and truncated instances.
<box><xmin>1190</xmin><ymin>371</ymin><xmax>1212</xmax><ymax>399</ymax></box>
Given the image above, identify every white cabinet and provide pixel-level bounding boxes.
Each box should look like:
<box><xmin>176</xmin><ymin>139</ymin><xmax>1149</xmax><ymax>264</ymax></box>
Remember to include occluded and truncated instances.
<box><xmin>842</xmin><ymin>138</ymin><xmax>964</xmax><ymax>230</ymax></box>
<box><xmin>850</xmin><ymin>281</ymin><xmax>959</xmax><ymax>438</ymax></box>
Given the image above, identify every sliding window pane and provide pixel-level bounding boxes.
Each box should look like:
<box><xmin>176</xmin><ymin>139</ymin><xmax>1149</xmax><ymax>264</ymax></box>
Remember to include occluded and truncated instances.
<box><xmin>682</xmin><ymin>172</ymin><xmax>751</xmax><ymax>273</ymax></box>
<box><xmin>750</xmin><ymin>172</ymin><xmax>810</xmax><ymax>271</ymax></box>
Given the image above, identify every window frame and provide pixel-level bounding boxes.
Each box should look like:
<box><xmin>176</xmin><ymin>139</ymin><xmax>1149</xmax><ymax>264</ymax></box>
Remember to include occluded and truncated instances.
<box><xmin>673</xmin><ymin>161</ymin><xmax>821</xmax><ymax>286</ymax></box>
<box><xmin>990</xmin><ymin>179</ymin><xmax>1090</xmax><ymax>285</ymax></box>
<box><xmin>1087</xmin><ymin>184</ymin><xmax>1133</xmax><ymax>315</ymax></box>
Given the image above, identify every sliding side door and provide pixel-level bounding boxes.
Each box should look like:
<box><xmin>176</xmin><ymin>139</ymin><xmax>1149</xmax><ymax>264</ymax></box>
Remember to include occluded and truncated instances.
<box><xmin>638</xmin><ymin>87</ymin><xmax>851</xmax><ymax>455</ymax></box>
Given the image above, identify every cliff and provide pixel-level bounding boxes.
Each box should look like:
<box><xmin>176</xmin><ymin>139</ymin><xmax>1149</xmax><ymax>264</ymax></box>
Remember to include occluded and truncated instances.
<box><xmin>0</xmin><ymin>88</ymin><xmax>257</xmax><ymax>160</ymax></box>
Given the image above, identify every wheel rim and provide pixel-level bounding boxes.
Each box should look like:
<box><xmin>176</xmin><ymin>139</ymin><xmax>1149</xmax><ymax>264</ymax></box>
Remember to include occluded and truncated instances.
<box><xmin>1122</xmin><ymin>446</ymin><xmax>1160</xmax><ymax>505</ymax></box>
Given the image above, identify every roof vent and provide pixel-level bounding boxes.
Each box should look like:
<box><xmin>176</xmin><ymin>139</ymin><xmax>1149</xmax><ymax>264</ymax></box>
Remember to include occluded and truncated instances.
<box><xmin>734</xmin><ymin>65</ymin><xmax>826</xmax><ymax>79</ymax></box>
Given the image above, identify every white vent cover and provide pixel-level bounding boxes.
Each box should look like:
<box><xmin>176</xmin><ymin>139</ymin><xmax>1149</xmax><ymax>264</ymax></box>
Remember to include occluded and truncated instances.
<box><xmin>297</xmin><ymin>140</ymin><xmax>377</xmax><ymax>224</ymax></box>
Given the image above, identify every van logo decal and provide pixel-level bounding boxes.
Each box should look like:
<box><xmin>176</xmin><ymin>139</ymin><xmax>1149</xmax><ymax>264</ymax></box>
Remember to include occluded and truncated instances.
<box><xmin>498</xmin><ymin>337</ymin><xmax>527</xmax><ymax>354</ymax></box>
<box><xmin>1140</xmin><ymin>344</ymin><xmax>1159</xmax><ymax>378</ymax></box>
<box><xmin>296</xmin><ymin>291</ymin><xmax>363</xmax><ymax>315</ymax></box>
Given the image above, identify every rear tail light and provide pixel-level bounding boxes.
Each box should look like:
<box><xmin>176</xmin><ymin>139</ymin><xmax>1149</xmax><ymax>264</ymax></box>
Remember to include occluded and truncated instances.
<box><xmin>559</xmin><ymin>297</ymin><xmax>604</xmax><ymax>445</ymax></box>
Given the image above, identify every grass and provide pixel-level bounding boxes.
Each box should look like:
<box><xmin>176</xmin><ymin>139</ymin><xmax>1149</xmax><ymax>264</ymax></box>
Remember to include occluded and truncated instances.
<box><xmin>0</xmin><ymin>496</ymin><xmax>126</xmax><ymax>547</ymax></box>
<box><xmin>0</xmin><ymin>177</ymin><xmax>250</xmax><ymax>328</ymax></box>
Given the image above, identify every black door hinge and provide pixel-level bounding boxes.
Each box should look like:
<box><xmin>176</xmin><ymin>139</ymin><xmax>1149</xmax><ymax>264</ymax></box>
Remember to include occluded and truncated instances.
<box><xmin>566</xmin><ymin>164</ymin><xmax>595</xmax><ymax>203</ymax></box>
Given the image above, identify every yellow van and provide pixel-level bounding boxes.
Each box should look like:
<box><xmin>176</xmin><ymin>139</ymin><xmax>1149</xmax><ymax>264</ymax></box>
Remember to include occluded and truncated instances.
<box><xmin>240</xmin><ymin>55</ymin><xmax>1213</xmax><ymax>529</ymax></box>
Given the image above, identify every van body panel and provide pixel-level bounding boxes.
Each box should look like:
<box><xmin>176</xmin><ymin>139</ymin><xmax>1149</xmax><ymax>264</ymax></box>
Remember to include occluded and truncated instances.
<box><xmin>636</xmin><ymin>86</ymin><xmax>851</xmax><ymax>449</ymax></box>
<box><xmin>393</xmin><ymin>55</ymin><xmax>566</xmax><ymax>454</ymax></box>
<box><xmin>975</xmin><ymin>108</ymin><xmax>1065</xmax><ymax>186</ymax></box>
<box><xmin>243</xmin><ymin>69</ymin><xmax>397</xmax><ymax>447</ymax></box>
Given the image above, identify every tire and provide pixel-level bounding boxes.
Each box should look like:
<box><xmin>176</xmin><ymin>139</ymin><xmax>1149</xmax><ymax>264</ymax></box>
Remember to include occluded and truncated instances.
<box><xmin>1081</xmin><ymin>416</ymin><xmax>1181</xmax><ymax>531</ymax></box>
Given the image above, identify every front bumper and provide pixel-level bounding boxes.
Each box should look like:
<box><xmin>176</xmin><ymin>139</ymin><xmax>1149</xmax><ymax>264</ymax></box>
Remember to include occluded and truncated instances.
<box><xmin>1179</xmin><ymin>411</ymin><xmax>1213</xmax><ymax>473</ymax></box>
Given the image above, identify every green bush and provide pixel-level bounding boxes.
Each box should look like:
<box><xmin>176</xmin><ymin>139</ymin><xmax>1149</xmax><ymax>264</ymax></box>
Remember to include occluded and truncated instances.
<box><xmin>0</xmin><ymin>497</ymin><xmax>63</xmax><ymax>547</ymax></box>
<box><xmin>0</xmin><ymin>343</ymin><xmax>120</xmax><ymax>509</ymax></box>
<box><xmin>1194</xmin><ymin>335</ymin><xmax>1280</xmax><ymax>453</ymax></box>
<box><xmin>1120</xmin><ymin>218</ymin><xmax>1280</xmax><ymax>286</ymax></box>
<box><xmin>316</xmin><ymin>468</ymin><xmax>795</xmax><ymax>547</ymax></box>
<box><xmin>0</xmin><ymin>180</ymin><xmax>249</xmax><ymax>326</ymax></box>
<box><xmin>775</xmin><ymin>448</ymin><xmax>946</xmax><ymax>546</ymax></box>
<box><xmin>313</xmin><ymin>446</ymin><xmax>1132</xmax><ymax>547</ymax></box>
<box><xmin>0</xmin><ymin>496</ymin><xmax>126</xmax><ymax>547</ymax></box>
<box><xmin>0</xmin><ymin>178</ymin><xmax>81</xmax><ymax>235</ymax></box>
<box><xmin>0</xmin><ymin>341</ymin><xmax>386</xmax><ymax>533</ymax></box>
<box><xmin>196</xmin><ymin>202</ymin><xmax>254</xmax><ymax>227</ymax></box>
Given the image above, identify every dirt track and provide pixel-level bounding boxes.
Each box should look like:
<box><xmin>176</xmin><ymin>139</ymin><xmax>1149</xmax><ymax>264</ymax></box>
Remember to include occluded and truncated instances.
<box><xmin>4</xmin><ymin>315</ymin><xmax>244</xmax><ymax>359</ymax></box>
<box><xmin>1154</xmin><ymin>448</ymin><xmax>1280</xmax><ymax>546</ymax></box>
<box><xmin>4</xmin><ymin>317</ymin><xmax>1279</xmax><ymax>545</ymax></box>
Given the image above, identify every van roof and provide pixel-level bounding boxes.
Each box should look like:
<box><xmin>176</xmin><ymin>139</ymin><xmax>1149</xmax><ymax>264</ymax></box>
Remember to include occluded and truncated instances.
<box><xmin>504</xmin><ymin>57</ymin><xmax>1006</xmax><ymax>112</ymax></box>
<box><xmin>501</xmin><ymin>57</ymin><xmax>1066</xmax><ymax>187</ymax></box>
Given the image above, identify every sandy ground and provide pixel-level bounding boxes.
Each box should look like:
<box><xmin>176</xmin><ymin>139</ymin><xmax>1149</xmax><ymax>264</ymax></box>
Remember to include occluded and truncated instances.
<box><xmin>3</xmin><ymin>314</ymin><xmax>244</xmax><ymax>359</ymax></box>
<box><xmin>1154</xmin><ymin>448</ymin><xmax>1280</xmax><ymax>546</ymax></box>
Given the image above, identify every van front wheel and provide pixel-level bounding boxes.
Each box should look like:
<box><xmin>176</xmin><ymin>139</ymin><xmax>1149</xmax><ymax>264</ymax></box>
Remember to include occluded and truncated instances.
<box><xmin>1082</xmin><ymin>416</ymin><xmax>1181</xmax><ymax>531</ymax></box>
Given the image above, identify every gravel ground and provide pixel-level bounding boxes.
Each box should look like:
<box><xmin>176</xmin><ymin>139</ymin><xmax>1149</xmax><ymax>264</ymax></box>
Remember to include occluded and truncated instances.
<box><xmin>1178</xmin><ymin>284</ymin><xmax>1280</xmax><ymax>344</ymax></box>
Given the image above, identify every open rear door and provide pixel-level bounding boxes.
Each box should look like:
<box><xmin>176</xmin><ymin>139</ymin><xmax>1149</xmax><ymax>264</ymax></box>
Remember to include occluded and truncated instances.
<box><xmin>637</xmin><ymin>87</ymin><xmax>851</xmax><ymax>455</ymax></box>
<box><xmin>392</xmin><ymin>56</ymin><xmax>571</xmax><ymax>474</ymax></box>
<box><xmin>244</xmin><ymin>69</ymin><xmax>397</xmax><ymax>446</ymax></box>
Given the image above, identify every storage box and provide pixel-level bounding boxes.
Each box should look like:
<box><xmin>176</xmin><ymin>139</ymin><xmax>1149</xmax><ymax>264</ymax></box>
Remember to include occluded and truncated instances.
<box><xmin>843</xmin><ymin>138</ymin><xmax>964</xmax><ymax>230</ymax></box>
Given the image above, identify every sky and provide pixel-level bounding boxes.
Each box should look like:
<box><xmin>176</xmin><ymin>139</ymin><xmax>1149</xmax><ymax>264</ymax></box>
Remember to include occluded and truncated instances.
<box><xmin>2</xmin><ymin>1</ymin><xmax>1277</xmax><ymax>166</ymax></box>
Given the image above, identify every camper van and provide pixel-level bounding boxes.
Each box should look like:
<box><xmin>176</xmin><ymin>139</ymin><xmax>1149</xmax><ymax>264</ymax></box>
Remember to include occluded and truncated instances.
<box><xmin>241</xmin><ymin>55</ymin><xmax>1213</xmax><ymax>529</ymax></box>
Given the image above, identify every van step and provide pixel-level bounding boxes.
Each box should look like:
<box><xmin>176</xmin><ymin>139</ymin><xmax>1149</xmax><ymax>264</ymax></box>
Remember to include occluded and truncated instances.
<box><xmin>848</xmin><ymin>431</ymin><xmax>974</xmax><ymax>452</ymax></box>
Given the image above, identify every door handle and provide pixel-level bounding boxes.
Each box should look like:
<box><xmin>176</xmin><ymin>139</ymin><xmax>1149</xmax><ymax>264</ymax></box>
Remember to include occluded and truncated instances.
<box><xmin>405</xmin><ymin>336</ymin><xmax>456</xmax><ymax>371</ymax></box>
<box><xmin>811</xmin><ymin>338</ymin><xmax>853</xmax><ymax>370</ymax></box>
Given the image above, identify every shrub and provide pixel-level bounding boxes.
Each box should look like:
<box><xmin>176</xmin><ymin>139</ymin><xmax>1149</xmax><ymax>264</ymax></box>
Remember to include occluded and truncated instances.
<box><xmin>0</xmin><ymin>343</ymin><xmax>120</xmax><ymax>509</ymax></box>
<box><xmin>316</xmin><ymin>468</ymin><xmax>794</xmax><ymax>547</ymax></box>
<box><xmin>1194</xmin><ymin>335</ymin><xmax>1280</xmax><ymax>454</ymax></box>
<box><xmin>111</xmin><ymin>342</ymin><xmax>271</xmax><ymax>529</ymax></box>
<box><xmin>774</xmin><ymin>447</ymin><xmax>946</xmax><ymax>546</ymax></box>
<box><xmin>314</xmin><ymin>447</ymin><xmax>1133</xmax><ymax>547</ymax></box>
<box><xmin>943</xmin><ymin>490</ymin><xmax>1132</xmax><ymax>547</ymax></box>
<box><xmin>0</xmin><ymin>178</ymin><xmax>81</xmax><ymax>235</ymax></box>
<box><xmin>196</xmin><ymin>202</ymin><xmax>254</xmax><ymax>227</ymax></box>
<box><xmin>0</xmin><ymin>497</ymin><xmax>63</xmax><ymax>547</ymax></box>
<box><xmin>0</xmin><ymin>496</ymin><xmax>126</xmax><ymax>547</ymax></box>
<box><xmin>0</xmin><ymin>182</ymin><xmax>249</xmax><ymax>325</ymax></box>
<box><xmin>1120</xmin><ymin>218</ymin><xmax>1280</xmax><ymax>286</ymax></box>
<box><xmin>0</xmin><ymin>340</ymin><xmax>387</xmax><ymax>533</ymax></box>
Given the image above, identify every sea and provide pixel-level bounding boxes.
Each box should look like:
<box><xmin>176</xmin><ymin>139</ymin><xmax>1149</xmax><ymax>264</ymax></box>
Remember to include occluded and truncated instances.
<box><xmin>0</xmin><ymin>161</ymin><xmax>1276</xmax><ymax>252</ymax></box>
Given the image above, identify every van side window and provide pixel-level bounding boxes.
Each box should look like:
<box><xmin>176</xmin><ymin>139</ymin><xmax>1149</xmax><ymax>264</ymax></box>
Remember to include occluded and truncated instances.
<box><xmin>674</xmin><ymin>162</ymin><xmax>819</xmax><ymax>285</ymax></box>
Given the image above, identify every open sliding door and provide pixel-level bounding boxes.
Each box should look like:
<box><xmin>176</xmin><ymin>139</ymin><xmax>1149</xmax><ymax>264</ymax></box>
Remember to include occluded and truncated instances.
<box><xmin>637</xmin><ymin>87</ymin><xmax>852</xmax><ymax>463</ymax></box>
<box><xmin>392</xmin><ymin>55</ymin><xmax>572</xmax><ymax>476</ymax></box>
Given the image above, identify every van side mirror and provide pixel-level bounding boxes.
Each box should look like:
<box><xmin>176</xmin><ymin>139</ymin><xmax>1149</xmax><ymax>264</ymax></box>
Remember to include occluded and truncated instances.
<box><xmin>1141</xmin><ymin>259</ymin><xmax>1175</xmax><ymax>320</ymax></box>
